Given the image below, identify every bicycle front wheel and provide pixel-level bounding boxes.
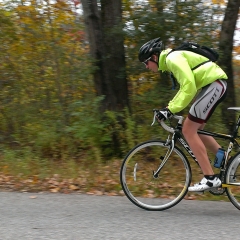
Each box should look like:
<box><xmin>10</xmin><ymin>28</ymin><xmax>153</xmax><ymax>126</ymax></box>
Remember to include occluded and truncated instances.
<box><xmin>225</xmin><ymin>152</ymin><xmax>240</xmax><ymax>210</ymax></box>
<box><xmin>120</xmin><ymin>140</ymin><xmax>191</xmax><ymax>211</ymax></box>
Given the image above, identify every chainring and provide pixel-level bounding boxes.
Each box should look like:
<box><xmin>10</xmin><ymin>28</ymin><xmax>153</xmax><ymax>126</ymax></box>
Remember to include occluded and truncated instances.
<box><xmin>209</xmin><ymin>173</ymin><xmax>226</xmax><ymax>195</ymax></box>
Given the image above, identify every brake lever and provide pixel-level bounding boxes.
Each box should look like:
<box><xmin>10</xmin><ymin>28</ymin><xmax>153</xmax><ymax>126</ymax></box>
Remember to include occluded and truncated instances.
<box><xmin>151</xmin><ymin>110</ymin><xmax>158</xmax><ymax>126</ymax></box>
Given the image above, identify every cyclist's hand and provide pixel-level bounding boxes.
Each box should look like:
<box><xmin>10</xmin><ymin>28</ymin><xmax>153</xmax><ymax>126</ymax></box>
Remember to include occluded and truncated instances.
<box><xmin>156</xmin><ymin>108</ymin><xmax>173</xmax><ymax>121</ymax></box>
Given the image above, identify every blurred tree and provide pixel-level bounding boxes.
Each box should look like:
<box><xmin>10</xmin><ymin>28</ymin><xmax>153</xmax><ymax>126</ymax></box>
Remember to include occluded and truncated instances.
<box><xmin>0</xmin><ymin>0</ymin><xmax>239</xmax><ymax>159</ymax></box>
<box><xmin>81</xmin><ymin>0</ymin><xmax>130</xmax><ymax>112</ymax></box>
<box><xmin>123</xmin><ymin>0</ymin><xmax>224</xmax><ymax>97</ymax></box>
<box><xmin>0</xmin><ymin>0</ymin><xmax>90</xmax><ymax>150</ymax></box>
<box><xmin>218</xmin><ymin>0</ymin><xmax>240</xmax><ymax>133</ymax></box>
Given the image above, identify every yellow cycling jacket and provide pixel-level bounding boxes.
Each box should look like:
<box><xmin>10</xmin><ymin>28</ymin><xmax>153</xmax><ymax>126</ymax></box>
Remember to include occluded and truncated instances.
<box><xmin>158</xmin><ymin>49</ymin><xmax>228</xmax><ymax>114</ymax></box>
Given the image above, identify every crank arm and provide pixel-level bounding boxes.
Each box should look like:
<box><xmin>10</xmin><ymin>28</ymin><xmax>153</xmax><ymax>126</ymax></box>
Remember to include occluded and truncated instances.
<box><xmin>222</xmin><ymin>183</ymin><xmax>240</xmax><ymax>187</ymax></box>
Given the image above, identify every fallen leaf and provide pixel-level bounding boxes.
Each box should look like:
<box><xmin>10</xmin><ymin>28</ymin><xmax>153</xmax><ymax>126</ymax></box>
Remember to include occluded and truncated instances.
<box><xmin>69</xmin><ymin>184</ymin><xmax>79</xmax><ymax>190</ymax></box>
<box><xmin>50</xmin><ymin>188</ymin><xmax>60</xmax><ymax>193</ymax></box>
<box><xmin>29</xmin><ymin>196</ymin><xmax>37</xmax><ymax>199</ymax></box>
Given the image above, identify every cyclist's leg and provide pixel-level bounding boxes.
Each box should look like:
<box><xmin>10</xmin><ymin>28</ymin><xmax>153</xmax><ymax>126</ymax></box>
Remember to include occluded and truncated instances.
<box><xmin>196</xmin><ymin>80</ymin><xmax>227</xmax><ymax>155</ymax></box>
<box><xmin>183</xmin><ymin>118</ymin><xmax>214</xmax><ymax>175</ymax></box>
<box><xmin>184</xmin><ymin>80</ymin><xmax>227</xmax><ymax>173</ymax></box>
<box><xmin>183</xmin><ymin>80</ymin><xmax>227</xmax><ymax>191</ymax></box>
<box><xmin>198</xmin><ymin>123</ymin><xmax>221</xmax><ymax>155</ymax></box>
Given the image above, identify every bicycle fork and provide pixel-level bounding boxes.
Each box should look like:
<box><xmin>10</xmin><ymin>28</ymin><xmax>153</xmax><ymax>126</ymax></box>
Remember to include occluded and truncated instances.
<box><xmin>153</xmin><ymin>135</ymin><xmax>175</xmax><ymax>179</ymax></box>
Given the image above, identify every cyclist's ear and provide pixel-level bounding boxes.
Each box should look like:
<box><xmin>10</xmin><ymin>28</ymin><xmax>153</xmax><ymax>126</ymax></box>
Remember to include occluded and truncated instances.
<box><xmin>152</xmin><ymin>54</ymin><xmax>158</xmax><ymax>61</ymax></box>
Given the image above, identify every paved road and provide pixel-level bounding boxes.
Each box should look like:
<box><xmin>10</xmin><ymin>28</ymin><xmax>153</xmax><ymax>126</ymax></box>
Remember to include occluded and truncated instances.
<box><xmin>0</xmin><ymin>192</ymin><xmax>240</xmax><ymax>240</ymax></box>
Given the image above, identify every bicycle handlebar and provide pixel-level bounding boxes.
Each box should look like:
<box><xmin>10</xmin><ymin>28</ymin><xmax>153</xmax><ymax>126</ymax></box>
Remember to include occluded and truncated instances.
<box><xmin>152</xmin><ymin>110</ymin><xmax>184</xmax><ymax>133</ymax></box>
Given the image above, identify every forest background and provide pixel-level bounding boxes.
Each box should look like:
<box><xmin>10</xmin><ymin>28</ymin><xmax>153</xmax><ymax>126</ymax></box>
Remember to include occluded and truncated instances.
<box><xmin>0</xmin><ymin>0</ymin><xmax>240</xmax><ymax>199</ymax></box>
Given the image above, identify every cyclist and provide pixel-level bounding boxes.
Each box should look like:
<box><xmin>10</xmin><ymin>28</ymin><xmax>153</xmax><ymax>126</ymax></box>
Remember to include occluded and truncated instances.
<box><xmin>139</xmin><ymin>37</ymin><xmax>228</xmax><ymax>191</ymax></box>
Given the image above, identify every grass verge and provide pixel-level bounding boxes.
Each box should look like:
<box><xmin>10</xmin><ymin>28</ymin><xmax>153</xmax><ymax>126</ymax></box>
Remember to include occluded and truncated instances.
<box><xmin>0</xmin><ymin>152</ymin><xmax>232</xmax><ymax>204</ymax></box>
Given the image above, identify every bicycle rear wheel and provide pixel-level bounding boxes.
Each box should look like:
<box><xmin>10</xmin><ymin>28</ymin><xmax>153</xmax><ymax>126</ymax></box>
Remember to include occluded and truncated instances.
<box><xmin>120</xmin><ymin>140</ymin><xmax>191</xmax><ymax>211</ymax></box>
<box><xmin>225</xmin><ymin>152</ymin><xmax>240</xmax><ymax>210</ymax></box>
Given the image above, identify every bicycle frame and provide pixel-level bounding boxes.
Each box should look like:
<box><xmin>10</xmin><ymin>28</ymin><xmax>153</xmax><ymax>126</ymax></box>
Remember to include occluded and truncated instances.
<box><xmin>152</xmin><ymin>109</ymin><xmax>240</xmax><ymax>180</ymax></box>
<box><xmin>173</xmin><ymin>126</ymin><xmax>237</xmax><ymax>168</ymax></box>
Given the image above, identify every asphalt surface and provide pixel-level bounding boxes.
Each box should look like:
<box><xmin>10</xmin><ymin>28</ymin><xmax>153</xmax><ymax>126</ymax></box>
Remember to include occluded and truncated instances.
<box><xmin>0</xmin><ymin>191</ymin><xmax>240</xmax><ymax>240</ymax></box>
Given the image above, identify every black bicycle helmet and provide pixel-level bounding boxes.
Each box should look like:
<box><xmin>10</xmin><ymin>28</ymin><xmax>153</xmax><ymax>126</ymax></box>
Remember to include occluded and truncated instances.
<box><xmin>138</xmin><ymin>37</ymin><xmax>164</xmax><ymax>62</ymax></box>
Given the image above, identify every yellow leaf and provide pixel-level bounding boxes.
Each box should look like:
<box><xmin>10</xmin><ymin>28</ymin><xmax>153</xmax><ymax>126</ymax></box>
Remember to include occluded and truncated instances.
<box><xmin>69</xmin><ymin>184</ymin><xmax>79</xmax><ymax>190</ymax></box>
<box><xmin>50</xmin><ymin>187</ymin><xmax>60</xmax><ymax>193</ymax></box>
<box><xmin>212</xmin><ymin>0</ymin><xmax>226</xmax><ymax>5</ymax></box>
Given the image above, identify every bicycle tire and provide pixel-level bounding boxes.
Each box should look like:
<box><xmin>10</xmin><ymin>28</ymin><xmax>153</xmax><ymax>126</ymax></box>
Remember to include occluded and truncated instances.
<box><xmin>120</xmin><ymin>140</ymin><xmax>192</xmax><ymax>211</ymax></box>
<box><xmin>225</xmin><ymin>152</ymin><xmax>240</xmax><ymax>210</ymax></box>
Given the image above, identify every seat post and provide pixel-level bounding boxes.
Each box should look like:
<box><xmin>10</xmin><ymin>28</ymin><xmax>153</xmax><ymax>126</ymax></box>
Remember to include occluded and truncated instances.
<box><xmin>232</xmin><ymin>114</ymin><xmax>240</xmax><ymax>139</ymax></box>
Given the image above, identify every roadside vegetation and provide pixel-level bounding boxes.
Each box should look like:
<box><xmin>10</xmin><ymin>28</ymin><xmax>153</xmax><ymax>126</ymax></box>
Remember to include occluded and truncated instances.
<box><xmin>0</xmin><ymin>0</ymin><xmax>239</xmax><ymax>202</ymax></box>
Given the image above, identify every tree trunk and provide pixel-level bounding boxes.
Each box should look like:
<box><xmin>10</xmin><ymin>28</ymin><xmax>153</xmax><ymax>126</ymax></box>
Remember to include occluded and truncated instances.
<box><xmin>218</xmin><ymin>0</ymin><xmax>240</xmax><ymax>133</ymax></box>
<box><xmin>81</xmin><ymin>0</ymin><xmax>105</xmax><ymax>98</ymax></box>
<box><xmin>101</xmin><ymin>0</ymin><xmax>129</xmax><ymax>111</ymax></box>
<box><xmin>155</xmin><ymin>1</ymin><xmax>171</xmax><ymax>90</ymax></box>
<box><xmin>81</xmin><ymin>0</ymin><xmax>129</xmax><ymax>112</ymax></box>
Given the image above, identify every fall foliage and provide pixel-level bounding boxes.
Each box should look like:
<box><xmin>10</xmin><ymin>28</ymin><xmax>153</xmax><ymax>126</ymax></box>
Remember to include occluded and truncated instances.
<box><xmin>0</xmin><ymin>0</ymin><xmax>239</xmax><ymax>199</ymax></box>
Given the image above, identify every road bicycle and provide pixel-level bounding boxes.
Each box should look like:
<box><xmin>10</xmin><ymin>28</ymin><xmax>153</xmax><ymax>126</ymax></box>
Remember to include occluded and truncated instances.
<box><xmin>120</xmin><ymin>107</ymin><xmax>240</xmax><ymax>211</ymax></box>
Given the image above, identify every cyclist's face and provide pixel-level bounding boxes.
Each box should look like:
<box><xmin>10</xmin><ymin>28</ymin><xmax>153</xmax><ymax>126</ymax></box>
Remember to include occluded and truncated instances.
<box><xmin>144</xmin><ymin>55</ymin><xmax>158</xmax><ymax>72</ymax></box>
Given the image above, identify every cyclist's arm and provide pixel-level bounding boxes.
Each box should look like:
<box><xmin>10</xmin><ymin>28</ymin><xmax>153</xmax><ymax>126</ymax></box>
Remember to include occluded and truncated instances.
<box><xmin>166</xmin><ymin>52</ymin><xmax>197</xmax><ymax>113</ymax></box>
